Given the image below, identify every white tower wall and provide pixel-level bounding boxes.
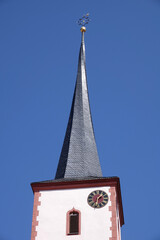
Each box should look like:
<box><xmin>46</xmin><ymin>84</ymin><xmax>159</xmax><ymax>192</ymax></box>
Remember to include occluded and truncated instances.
<box><xmin>35</xmin><ymin>186</ymin><xmax>113</xmax><ymax>240</ymax></box>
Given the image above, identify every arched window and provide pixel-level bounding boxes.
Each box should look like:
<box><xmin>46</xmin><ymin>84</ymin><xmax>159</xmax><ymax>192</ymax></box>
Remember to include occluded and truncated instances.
<box><xmin>66</xmin><ymin>208</ymin><xmax>81</xmax><ymax>235</ymax></box>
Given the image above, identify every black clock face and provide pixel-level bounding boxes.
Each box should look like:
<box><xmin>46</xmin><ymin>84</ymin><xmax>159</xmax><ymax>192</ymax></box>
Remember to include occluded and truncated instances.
<box><xmin>87</xmin><ymin>190</ymin><xmax>108</xmax><ymax>208</ymax></box>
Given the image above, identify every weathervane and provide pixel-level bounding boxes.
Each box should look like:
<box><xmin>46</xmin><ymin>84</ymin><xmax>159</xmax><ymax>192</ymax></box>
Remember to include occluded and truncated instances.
<box><xmin>77</xmin><ymin>13</ymin><xmax>90</xmax><ymax>32</ymax></box>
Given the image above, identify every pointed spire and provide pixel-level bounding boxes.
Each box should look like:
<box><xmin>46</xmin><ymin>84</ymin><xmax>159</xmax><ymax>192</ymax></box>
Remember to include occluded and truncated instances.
<box><xmin>55</xmin><ymin>27</ymin><xmax>102</xmax><ymax>179</ymax></box>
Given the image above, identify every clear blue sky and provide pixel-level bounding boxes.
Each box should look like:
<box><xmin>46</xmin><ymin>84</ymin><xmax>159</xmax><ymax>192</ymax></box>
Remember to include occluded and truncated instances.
<box><xmin>0</xmin><ymin>0</ymin><xmax>160</xmax><ymax>239</ymax></box>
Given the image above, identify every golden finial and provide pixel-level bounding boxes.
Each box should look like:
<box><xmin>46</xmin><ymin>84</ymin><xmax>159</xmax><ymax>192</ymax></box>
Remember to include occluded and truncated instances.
<box><xmin>77</xmin><ymin>13</ymin><xmax>90</xmax><ymax>32</ymax></box>
<box><xmin>80</xmin><ymin>26</ymin><xmax>86</xmax><ymax>32</ymax></box>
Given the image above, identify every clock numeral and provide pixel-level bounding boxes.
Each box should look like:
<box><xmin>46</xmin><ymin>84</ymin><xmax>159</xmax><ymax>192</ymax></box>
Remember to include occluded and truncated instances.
<box><xmin>104</xmin><ymin>197</ymin><xmax>108</xmax><ymax>201</ymax></box>
<box><xmin>104</xmin><ymin>195</ymin><xmax>108</xmax><ymax>199</ymax></box>
<box><xmin>91</xmin><ymin>201</ymin><xmax>95</xmax><ymax>207</ymax></box>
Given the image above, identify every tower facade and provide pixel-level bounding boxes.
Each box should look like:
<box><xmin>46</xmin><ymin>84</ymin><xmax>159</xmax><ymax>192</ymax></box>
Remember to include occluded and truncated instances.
<box><xmin>31</xmin><ymin>25</ymin><xmax>124</xmax><ymax>240</ymax></box>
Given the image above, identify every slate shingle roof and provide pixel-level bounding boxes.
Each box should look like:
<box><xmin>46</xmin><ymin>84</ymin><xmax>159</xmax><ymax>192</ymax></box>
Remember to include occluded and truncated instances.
<box><xmin>55</xmin><ymin>32</ymin><xmax>102</xmax><ymax>179</ymax></box>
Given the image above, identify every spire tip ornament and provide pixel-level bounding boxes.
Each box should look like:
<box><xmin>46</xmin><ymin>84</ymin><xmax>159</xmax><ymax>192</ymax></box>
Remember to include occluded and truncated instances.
<box><xmin>80</xmin><ymin>26</ymin><xmax>86</xmax><ymax>32</ymax></box>
<box><xmin>78</xmin><ymin>13</ymin><xmax>90</xmax><ymax>32</ymax></box>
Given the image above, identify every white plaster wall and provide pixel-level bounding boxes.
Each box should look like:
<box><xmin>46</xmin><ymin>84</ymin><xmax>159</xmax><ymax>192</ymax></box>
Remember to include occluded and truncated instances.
<box><xmin>36</xmin><ymin>186</ymin><xmax>112</xmax><ymax>240</ymax></box>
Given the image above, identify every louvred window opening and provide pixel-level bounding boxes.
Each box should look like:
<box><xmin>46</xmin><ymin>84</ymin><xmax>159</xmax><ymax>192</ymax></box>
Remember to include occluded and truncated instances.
<box><xmin>69</xmin><ymin>212</ymin><xmax>79</xmax><ymax>234</ymax></box>
<box><xmin>67</xmin><ymin>209</ymin><xmax>81</xmax><ymax>235</ymax></box>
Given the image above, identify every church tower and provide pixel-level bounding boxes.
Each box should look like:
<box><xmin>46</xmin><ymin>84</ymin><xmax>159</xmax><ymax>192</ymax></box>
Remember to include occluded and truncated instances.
<box><xmin>31</xmin><ymin>16</ymin><xmax>124</xmax><ymax>240</ymax></box>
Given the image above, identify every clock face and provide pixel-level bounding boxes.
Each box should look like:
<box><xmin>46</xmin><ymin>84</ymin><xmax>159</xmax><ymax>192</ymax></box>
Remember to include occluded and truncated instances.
<box><xmin>87</xmin><ymin>190</ymin><xmax>108</xmax><ymax>208</ymax></box>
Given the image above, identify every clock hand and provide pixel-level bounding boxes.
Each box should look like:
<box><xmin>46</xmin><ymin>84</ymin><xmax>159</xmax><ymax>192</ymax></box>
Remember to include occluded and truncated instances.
<box><xmin>97</xmin><ymin>193</ymin><xmax>103</xmax><ymax>200</ymax></box>
<box><xmin>96</xmin><ymin>193</ymin><xmax>103</xmax><ymax>205</ymax></box>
